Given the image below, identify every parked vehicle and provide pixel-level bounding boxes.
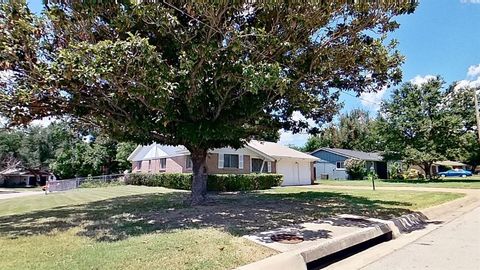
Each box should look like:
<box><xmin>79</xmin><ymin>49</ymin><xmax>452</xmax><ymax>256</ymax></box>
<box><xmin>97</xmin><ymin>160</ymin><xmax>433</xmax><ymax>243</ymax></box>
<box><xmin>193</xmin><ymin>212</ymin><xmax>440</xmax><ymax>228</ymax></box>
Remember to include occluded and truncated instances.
<box><xmin>438</xmin><ymin>169</ymin><xmax>472</xmax><ymax>177</ymax></box>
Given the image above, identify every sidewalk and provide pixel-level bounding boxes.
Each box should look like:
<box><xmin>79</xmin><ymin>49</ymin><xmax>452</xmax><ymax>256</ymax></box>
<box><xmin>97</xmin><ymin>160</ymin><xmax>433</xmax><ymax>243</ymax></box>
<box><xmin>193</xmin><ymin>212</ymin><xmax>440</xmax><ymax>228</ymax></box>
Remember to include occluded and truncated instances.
<box><xmin>0</xmin><ymin>189</ymin><xmax>44</xmax><ymax>200</ymax></box>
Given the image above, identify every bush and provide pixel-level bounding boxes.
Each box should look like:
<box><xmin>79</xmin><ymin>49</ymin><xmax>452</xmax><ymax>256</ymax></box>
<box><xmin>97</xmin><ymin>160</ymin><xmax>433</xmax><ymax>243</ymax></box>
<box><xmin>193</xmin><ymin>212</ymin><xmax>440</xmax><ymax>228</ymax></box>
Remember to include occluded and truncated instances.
<box><xmin>344</xmin><ymin>158</ymin><xmax>367</xmax><ymax>180</ymax></box>
<box><xmin>79</xmin><ymin>180</ymin><xmax>124</xmax><ymax>188</ymax></box>
<box><xmin>125</xmin><ymin>173</ymin><xmax>283</xmax><ymax>191</ymax></box>
<box><xmin>207</xmin><ymin>174</ymin><xmax>283</xmax><ymax>191</ymax></box>
<box><xmin>388</xmin><ymin>162</ymin><xmax>404</xmax><ymax>179</ymax></box>
<box><xmin>125</xmin><ymin>173</ymin><xmax>192</xmax><ymax>190</ymax></box>
<box><xmin>401</xmin><ymin>168</ymin><xmax>425</xmax><ymax>180</ymax></box>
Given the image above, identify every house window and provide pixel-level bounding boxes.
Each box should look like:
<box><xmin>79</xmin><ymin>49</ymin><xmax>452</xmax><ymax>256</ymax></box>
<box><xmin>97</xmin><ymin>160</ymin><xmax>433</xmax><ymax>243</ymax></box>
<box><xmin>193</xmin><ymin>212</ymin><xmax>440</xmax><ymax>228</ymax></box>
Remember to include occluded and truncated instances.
<box><xmin>186</xmin><ymin>156</ymin><xmax>193</xmax><ymax>169</ymax></box>
<box><xmin>336</xmin><ymin>161</ymin><xmax>345</xmax><ymax>170</ymax></box>
<box><xmin>137</xmin><ymin>161</ymin><xmax>142</xmax><ymax>170</ymax></box>
<box><xmin>148</xmin><ymin>160</ymin><xmax>152</xmax><ymax>171</ymax></box>
<box><xmin>160</xmin><ymin>158</ymin><xmax>167</xmax><ymax>169</ymax></box>
<box><xmin>251</xmin><ymin>158</ymin><xmax>270</xmax><ymax>173</ymax></box>
<box><xmin>224</xmin><ymin>154</ymin><xmax>239</xmax><ymax>168</ymax></box>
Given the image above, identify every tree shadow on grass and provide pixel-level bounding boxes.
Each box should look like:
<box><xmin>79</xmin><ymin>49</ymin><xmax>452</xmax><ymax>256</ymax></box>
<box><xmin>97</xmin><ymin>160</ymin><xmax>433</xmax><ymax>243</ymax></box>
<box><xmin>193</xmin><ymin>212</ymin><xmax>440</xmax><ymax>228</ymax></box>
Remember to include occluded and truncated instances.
<box><xmin>0</xmin><ymin>191</ymin><xmax>415</xmax><ymax>242</ymax></box>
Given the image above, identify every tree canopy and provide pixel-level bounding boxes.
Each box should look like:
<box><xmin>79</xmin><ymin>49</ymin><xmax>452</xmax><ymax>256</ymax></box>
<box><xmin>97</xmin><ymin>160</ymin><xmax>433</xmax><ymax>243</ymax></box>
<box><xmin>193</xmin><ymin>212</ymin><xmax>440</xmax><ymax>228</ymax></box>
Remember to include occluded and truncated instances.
<box><xmin>0</xmin><ymin>2</ymin><xmax>415</xmax><ymax>203</ymax></box>
<box><xmin>0</xmin><ymin>122</ymin><xmax>136</xmax><ymax>179</ymax></box>
<box><xmin>378</xmin><ymin>77</ymin><xmax>465</xmax><ymax>178</ymax></box>
<box><xmin>302</xmin><ymin>109</ymin><xmax>382</xmax><ymax>152</ymax></box>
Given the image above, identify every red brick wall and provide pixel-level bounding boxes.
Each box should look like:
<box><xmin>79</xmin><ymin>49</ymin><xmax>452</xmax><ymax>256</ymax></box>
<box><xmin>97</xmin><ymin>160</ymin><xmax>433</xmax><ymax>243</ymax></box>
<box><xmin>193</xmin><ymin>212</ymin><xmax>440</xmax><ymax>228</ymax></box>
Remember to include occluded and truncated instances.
<box><xmin>132</xmin><ymin>154</ymin><xmax>277</xmax><ymax>175</ymax></box>
<box><xmin>206</xmin><ymin>153</ymin><xmax>251</xmax><ymax>174</ymax></box>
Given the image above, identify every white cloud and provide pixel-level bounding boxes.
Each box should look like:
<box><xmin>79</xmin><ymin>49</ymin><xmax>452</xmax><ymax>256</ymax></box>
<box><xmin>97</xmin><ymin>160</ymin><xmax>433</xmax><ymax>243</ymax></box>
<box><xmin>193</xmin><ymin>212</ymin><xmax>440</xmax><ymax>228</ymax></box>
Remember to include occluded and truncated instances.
<box><xmin>277</xmin><ymin>111</ymin><xmax>316</xmax><ymax>147</ymax></box>
<box><xmin>455</xmin><ymin>64</ymin><xmax>480</xmax><ymax>91</ymax></box>
<box><xmin>359</xmin><ymin>86</ymin><xmax>387</xmax><ymax>111</ymax></box>
<box><xmin>30</xmin><ymin>117</ymin><xmax>58</xmax><ymax>127</ymax></box>
<box><xmin>460</xmin><ymin>0</ymin><xmax>480</xmax><ymax>4</ymax></box>
<box><xmin>291</xmin><ymin>111</ymin><xmax>316</xmax><ymax>126</ymax></box>
<box><xmin>454</xmin><ymin>78</ymin><xmax>480</xmax><ymax>91</ymax></box>
<box><xmin>467</xmin><ymin>64</ymin><xmax>480</xmax><ymax>79</ymax></box>
<box><xmin>410</xmin><ymin>75</ymin><xmax>436</xmax><ymax>86</ymax></box>
<box><xmin>278</xmin><ymin>130</ymin><xmax>310</xmax><ymax>147</ymax></box>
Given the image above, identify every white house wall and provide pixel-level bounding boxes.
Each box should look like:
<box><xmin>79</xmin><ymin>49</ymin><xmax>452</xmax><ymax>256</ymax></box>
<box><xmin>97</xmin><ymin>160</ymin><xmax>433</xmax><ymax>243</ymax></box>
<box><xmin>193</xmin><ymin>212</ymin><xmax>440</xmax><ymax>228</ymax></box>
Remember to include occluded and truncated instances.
<box><xmin>276</xmin><ymin>159</ymin><xmax>311</xmax><ymax>186</ymax></box>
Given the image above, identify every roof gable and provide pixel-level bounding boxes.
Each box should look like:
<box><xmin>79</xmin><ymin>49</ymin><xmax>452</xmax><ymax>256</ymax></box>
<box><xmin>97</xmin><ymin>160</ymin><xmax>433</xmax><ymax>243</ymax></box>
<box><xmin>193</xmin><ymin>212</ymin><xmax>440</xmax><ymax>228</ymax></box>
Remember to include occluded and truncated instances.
<box><xmin>128</xmin><ymin>144</ymin><xmax>189</xmax><ymax>161</ymax></box>
<box><xmin>247</xmin><ymin>140</ymin><xmax>318</xmax><ymax>161</ymax></box>
<box><xmin>312</xmin><ymin>148</ymin><xmax>383</xmax><ymax>161</ymax></box>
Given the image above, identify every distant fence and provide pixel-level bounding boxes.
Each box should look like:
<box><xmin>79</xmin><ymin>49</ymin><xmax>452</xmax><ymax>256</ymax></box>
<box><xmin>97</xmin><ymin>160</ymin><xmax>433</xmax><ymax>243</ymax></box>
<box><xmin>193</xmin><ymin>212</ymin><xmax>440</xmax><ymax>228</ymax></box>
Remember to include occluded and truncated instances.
<box><xmin>48</xmin><ymin>174</ymin><xmax>127</xmax><ymax>192</ymax></box>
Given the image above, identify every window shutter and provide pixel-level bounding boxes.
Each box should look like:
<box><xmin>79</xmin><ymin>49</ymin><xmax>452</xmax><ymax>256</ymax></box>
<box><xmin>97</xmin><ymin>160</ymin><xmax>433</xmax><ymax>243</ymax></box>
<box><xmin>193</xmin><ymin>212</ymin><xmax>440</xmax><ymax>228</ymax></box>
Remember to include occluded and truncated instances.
<box><xmin>239</xmin><ymin>154</ymin><xmax>244</xmax><ymax>169</ymax></box>
<box><xmin>267</xmin><ymin>161</ymin><xmax>272</xmax><ymax>173</ymax></box>
<box><xmin>218</xmin><ymin>154</ymin><xmax>224</xmax><ymax>168</ymax></box>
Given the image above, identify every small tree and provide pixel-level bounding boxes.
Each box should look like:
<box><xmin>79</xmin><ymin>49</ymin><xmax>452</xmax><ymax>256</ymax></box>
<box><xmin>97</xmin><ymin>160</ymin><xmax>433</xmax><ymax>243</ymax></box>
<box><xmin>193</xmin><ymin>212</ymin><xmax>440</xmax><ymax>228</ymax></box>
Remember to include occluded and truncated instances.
<box><xmin>344</xmin><ymin>158</ymin><xmax>366</xmax><ymax>180</ymax></box>
<box><xmin>116</xmin><ymin>142</ymin><xmax>137</xmax><ymax>172</ymax></box>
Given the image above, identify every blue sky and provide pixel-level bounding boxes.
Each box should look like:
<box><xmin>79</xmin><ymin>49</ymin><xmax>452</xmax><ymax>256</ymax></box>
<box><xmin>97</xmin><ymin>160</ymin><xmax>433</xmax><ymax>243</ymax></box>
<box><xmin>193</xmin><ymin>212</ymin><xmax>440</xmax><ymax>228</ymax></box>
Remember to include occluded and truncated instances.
<box><xmin>282</xmin><ymin>0</ymin><xmax>480</xmax><ymax>146</ymax></box>
<box><xmin>342</xmin><ymin>0</ymin><xmax>480</xmax><ymax>114</ymax></box>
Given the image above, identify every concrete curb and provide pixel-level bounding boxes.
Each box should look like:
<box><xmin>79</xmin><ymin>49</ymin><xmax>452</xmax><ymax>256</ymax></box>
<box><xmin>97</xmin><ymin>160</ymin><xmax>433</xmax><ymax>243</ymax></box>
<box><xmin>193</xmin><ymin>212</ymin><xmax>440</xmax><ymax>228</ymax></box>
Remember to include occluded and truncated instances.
<box><xmin>236</xmin><ymin>252</ymin><xmax>307</xmax><ymax>270</ymax></box>
<box><xmin>299</xmin><ymin>223</ymin><xmax>391</xmax><ymax>263</ymax></box>
<box><xmin>236</xmin><ymin>212</ymin><xmax>432</xmax><ymax>270</ymax></box>
<box><xmin>237</xmin><ymin>191</ymin><xmax>480</xmax><ymax>270</ymax></box>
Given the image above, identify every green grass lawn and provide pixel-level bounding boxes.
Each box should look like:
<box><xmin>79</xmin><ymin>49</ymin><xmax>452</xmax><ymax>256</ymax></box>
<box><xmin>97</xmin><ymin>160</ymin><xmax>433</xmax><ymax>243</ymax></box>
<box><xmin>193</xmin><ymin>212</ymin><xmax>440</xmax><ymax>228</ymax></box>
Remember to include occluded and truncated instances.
<box><xmin>318</xmin><ymin>176</ymin><xmax>480</xmax><ymax>189</ymax></box>
<box><xmin>0</xmin><ymin>185</ymin><xmax>463</xmax><ymax>270</ymax></box>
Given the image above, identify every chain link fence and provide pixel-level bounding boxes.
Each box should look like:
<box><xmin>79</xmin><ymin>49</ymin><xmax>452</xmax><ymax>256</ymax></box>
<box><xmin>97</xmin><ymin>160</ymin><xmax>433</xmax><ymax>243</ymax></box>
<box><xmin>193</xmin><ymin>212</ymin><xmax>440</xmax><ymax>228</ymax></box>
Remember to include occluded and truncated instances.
<box><xmin>47</xmin><ymin>174</ymin><xmax>127</xmax><ymax>192</ymax></box>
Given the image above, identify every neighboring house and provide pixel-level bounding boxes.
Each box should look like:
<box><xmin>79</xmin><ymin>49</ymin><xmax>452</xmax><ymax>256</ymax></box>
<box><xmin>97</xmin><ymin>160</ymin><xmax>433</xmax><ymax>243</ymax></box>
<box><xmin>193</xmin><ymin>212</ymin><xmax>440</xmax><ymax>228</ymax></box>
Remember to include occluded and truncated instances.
<box><xmin>310</xmin><ymin>148</ymin><xmax>387</xmax><ymax>180</ymax></box>
<box><xmin>0</xmin><ymin>168</ymin><xmax>56</xmax><ymax>187</ymax></box>
<box><xmin>127</xmin><ymin>140</ymin><xmax>319</xmax><ymax>186</ymax></box>
<box><xmin>415</xmin><ymin>160</ymin><xmax>469</xmax><ymax>176</ymax></box>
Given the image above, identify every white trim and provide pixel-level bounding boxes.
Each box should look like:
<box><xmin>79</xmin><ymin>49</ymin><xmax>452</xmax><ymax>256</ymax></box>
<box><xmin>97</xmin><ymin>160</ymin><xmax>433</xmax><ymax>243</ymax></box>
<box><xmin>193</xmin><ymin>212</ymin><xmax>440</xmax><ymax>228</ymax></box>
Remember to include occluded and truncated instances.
<box><xmin>127</xmin><ymin>145</ymin><xmax>142</xmax><ymax>161</ymax></box>
<box><xmin>336</xmin><ymin>161</ymin><xmax>346</xmax><ymax>170</ymax></box>
<box><xmin>267</xmin><ymin>161</ymin><xmax>272</xmax><ymax>173</ymax></box>
<box><xmin>239</xmin><ymin>154</ymin><xmax>244</xmax><ymax>169</ymax></box>
<box><xmin>218</xmin><ymin>153</ymin><xmax>224</xmax><ymax>169</ymax></box>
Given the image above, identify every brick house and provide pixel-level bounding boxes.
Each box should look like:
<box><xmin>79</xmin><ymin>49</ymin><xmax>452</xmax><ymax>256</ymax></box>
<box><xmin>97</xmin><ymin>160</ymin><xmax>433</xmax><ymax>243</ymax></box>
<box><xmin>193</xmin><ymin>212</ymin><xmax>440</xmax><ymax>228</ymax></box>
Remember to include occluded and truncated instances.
<box><xmin>128</xmin><ymin>140</ymin><xmax>318</xmax><ymax>186</ymax></box>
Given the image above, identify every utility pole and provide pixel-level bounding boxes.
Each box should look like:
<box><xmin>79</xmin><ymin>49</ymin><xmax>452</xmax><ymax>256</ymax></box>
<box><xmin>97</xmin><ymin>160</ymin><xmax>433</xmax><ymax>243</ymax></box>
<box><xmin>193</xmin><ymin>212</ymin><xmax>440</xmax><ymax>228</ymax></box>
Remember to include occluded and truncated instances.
<box><xmin>474</xmin><ymin>87</ymin><xmax>480</xmax><ymax>143</ymax></box>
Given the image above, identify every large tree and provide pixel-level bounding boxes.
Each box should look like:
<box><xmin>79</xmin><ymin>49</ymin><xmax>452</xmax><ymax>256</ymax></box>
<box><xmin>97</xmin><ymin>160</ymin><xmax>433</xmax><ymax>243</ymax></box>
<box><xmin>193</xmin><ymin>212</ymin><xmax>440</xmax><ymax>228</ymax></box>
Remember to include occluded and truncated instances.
<box><xmin>302</xmin><ymin>109</ymin><xmax>382</xmax><ymax>152</ymax></box>
<box><xmin>379</xmin><ymin>77</ymin><xmax>463</xmax><ymax>178</ymax></box>
<box><xmin>0</xmin><ymin>2</ymin><xmax>415</xmax><ymax>204</ymax></box>
<box><xmin>445</xmin><ymin>83</ymin><xmax>480</xmax><ymax>168</ymax></box>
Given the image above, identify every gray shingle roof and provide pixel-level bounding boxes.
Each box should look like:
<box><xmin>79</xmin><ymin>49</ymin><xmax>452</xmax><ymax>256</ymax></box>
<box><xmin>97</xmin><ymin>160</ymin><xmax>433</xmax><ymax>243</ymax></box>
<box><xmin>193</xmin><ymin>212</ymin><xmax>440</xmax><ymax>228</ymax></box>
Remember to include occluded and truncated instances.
<box><xmin>128</xmin><ymin>144</ymin><xmax>189</xmax><ymax>161</ymax></box>
<box><xmin>312</xmin><ymin>148</ymin><xmax>383</xmax><ymax>161</ymax></box>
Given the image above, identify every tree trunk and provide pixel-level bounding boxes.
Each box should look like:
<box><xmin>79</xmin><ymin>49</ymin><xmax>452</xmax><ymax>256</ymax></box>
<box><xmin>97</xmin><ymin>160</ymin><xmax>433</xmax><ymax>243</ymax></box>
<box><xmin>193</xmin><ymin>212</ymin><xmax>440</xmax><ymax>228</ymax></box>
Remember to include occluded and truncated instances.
<box><xmin>189</xmin><ymin>148</ymin><xmax>208</xmax><ymax>205</ymax></box>
<box><xmin>423</xmin><ymin>162</ymin><xmax>432</xmax><ymax>180</ymax></box>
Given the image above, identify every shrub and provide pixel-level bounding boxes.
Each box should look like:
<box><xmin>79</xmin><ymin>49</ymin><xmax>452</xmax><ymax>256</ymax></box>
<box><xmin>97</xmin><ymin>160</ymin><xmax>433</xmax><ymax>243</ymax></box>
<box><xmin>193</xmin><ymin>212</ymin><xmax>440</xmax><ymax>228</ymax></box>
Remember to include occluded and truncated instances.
<box><xmin>79</xmin><ymin>180</ymin><xmax>124</xmax><ymax>188</ymax></box>
<box><xmin>388</xmin><ymin>162</ymin><xmax>404</xmax><ymax>179</ymax></box>
<box><xmin>401</xmin><ymin>168</ymin><xmax>425</xmax><ymax>180</ymax></box>
<box><xmin>207</xmin><ymin>174</ymin><xmax>283</xmax><ymax>191</ymax></box>
<box><xmin>125</xmin><ymin>173</ymin><xmax>283</xmax><ymax>191</ymax></box>
<box><xmin>344</xmin><ymin>158</ymin><xmax>367</xmax><ymax>180</ymax></box>
<box><xmin>125</xmin><ymin>173</ymin><xmax>192</xmax><ymax>190</ymax></box>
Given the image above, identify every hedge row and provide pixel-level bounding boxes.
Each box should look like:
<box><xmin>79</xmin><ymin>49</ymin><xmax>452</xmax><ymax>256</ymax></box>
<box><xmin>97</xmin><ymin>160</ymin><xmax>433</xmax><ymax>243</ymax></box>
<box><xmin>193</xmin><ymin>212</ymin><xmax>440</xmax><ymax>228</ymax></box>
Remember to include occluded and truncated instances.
<box><xmin>207</xmin><ymin>174</ymin><xmax>283</xmax><ymax>191</ymax></box>
<box><xmin>125</xmin><ymin>173</ymin><xmax>283</xmax><ymax>191</ymax></box>
<box><xmin>125</xmin><ymin>173</ymin><xmax>192</xmax><ymax>190</ymax></box>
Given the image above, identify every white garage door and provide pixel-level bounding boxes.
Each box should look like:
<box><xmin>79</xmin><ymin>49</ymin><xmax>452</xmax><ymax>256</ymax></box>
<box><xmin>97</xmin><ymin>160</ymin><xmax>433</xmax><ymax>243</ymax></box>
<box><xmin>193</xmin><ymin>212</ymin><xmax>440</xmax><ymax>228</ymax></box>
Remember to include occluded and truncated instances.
<box><xmin>276</xmin><ymin>159</ymin><xmax>311</xmax><ymax>186</ymax></box>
